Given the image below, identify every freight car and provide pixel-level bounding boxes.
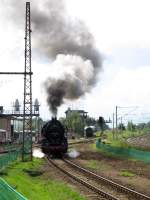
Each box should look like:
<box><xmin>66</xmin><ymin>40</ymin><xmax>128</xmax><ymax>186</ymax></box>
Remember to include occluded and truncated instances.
<box><xmin>41</xmin><ymin>118</ymin><xmax>68</xmax><ymax>156</ymax></box>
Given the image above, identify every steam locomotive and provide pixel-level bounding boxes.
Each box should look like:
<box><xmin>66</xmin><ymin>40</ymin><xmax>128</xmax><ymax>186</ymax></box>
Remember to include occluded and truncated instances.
<box><xmin>41</xmin><ymin>118</ymin><xmax>68</xmax><ymax>156</ymax></box>
<box><xmin>85</xmin><ymin>127</ymin><xmax>94</xmax><ymax>137</ymax></box>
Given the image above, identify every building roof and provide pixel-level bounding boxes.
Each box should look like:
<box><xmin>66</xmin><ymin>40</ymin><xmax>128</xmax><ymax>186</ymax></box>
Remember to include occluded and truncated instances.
<box><xmin>65</xmin><ymin>108</ymin><xmax>88</xmax><ymax>114</ymax></box>
<box><xmin>0</xmin><ymin>129</ymin><xmax>6</xmax><ymax>133</ymax></box>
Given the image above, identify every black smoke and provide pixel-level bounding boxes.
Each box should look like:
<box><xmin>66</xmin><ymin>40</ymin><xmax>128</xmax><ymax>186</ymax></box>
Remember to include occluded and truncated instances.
<box><xmin>45</xmin><ymin>75</ymin><xmax>85</xmax><ymax>115</ymax></box>
<box><xmin>4</xmin><ymin>0</ymin><xmax>102</xmax><ymax>115</ymax></box>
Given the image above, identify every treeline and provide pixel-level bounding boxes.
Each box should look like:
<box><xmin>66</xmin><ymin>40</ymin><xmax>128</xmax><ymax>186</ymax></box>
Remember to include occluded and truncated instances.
<box><xmin>118</xmin><ymin>121</ymin><xmax>150</xmax><ymax>133</ymax></box>
<box><xmin>60</xmin><ymin>112</ymin><xmax>109</xmax><ymax>137</ymax></box>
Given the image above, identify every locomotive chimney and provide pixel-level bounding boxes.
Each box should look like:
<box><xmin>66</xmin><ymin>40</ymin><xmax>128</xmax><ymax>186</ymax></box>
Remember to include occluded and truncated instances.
<box><xmin>52</xmin><ymin>116</ymin><xmax>57</xmax><ymax>121</ymax></box>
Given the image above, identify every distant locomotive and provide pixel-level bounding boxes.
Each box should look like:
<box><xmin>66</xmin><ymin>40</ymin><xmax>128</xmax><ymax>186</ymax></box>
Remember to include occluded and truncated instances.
<box><xmin>41</xmin><ymin>118</ymin><xmax>68</xmax><ymax>156</ymax></box>
<box><xmin>84</xmin><ymin>126</ymin><xmax>95</xmax><ymax>137</ymax></box>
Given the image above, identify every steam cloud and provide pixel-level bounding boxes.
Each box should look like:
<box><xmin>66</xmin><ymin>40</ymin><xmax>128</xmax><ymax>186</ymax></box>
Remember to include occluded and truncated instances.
<box><xmin>5</xmin><ymin>0</ymin><xmax>102</xmax><ymax>115</ymax></box>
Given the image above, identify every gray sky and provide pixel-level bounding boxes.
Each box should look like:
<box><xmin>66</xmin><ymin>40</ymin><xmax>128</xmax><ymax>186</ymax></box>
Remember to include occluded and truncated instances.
<box><xmin>0</xmin><ymin>0</ymin><xmax>150</xmax><ymax>124</ymax></box>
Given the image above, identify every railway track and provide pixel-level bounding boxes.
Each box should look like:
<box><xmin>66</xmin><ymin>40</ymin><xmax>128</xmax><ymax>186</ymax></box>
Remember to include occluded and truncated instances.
<box><xmin>63</xmin><ymin>158</ymin><xmax>150</xmax><ymax>200</ymax></box>
<box><xmin>46</xmin><ymin>157</ymin><xmax>150</xmax><ymax>200</ymax></box>
<box><xmin>47</xmin><ymin>156</ymin><xmax>119</xmax><ymax>200</ymax></box>
<box><xmin>47</xmin><ymin>157</ymin><xmax>119</xmax><ymax>200</ymax></box>
<box><xmin>34</xmin><ymin>137</ymin><xmax>97</xmax><ymax>148</ymax></box>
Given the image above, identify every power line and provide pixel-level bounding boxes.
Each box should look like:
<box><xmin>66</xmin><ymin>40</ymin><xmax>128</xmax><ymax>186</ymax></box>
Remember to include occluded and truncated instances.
<box><xmin>119</xmin><ymin>106</ymin><xmax>139</xmax><ymax>108</ymax></box>
<box><xmin>114</xmin><ymin>105</ymin><xmax>150</xmax><ymax>125</ymax></box>
<box><xmin>0</xmin><ymin>72</ymin><xmax>33</xmax><ymax>75</ymax></box>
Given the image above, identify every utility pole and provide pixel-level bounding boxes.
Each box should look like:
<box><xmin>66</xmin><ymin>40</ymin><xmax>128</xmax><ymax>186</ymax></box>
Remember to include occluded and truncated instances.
<box><xmin>112</xmin><ymin>113</ymin><xmax>115</xmax><ymax>139</ymax></box>
<box><xmin>115</xmin><ymin>106</ymin><xmax>118</xmax><ymax>139</ymax></box>
<box><xmin>22</xmin><ymin>2</ymin><xmax>32</xmax><ymax>161</ymax></box>
<box><xmin>120</xmin><ymin>116</ymin><xmax>122</xmax><ymax>132</ymax></box>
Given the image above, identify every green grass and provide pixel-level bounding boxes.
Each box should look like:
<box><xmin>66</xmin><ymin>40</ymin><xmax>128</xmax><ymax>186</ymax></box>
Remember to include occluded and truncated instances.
<box><xmin>108</xmin><ymin>131</ymin><xmax>150</xmax><ymax>151</ymax></box>
<box><xmin>95</xmin><ymin>130</ymin><xmax>149</xmax><ymax>151</ymax></box>
<box><xmin>85</xmin><ymin>160</ymin><xmax>112</xmax><ymax>171</ymax></box>
<box><xmin>0</xmin><ymin>158</ymin><xmax>86</xmax><ymax>200</ymax></box>
<box><xmin>119</xmin><ymin>170</ymin><xmax>135</xmax><ymax>177</ymax></box>
<box><xmin>106</xmin><ymin>130</ymin><xmax>136</xmax><ymax>147</ymax></box>
<box><xmin>86</xmin><ymin>160</ymin><xmax>99</xmax><ymax>170</ymax></box>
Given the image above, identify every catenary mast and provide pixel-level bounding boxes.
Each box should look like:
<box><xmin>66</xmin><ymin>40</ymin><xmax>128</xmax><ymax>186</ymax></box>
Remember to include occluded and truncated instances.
<box><xmin>22</xmin><ymin>2</ymin><xmax>32</xmax><ymax>161</ymax></box>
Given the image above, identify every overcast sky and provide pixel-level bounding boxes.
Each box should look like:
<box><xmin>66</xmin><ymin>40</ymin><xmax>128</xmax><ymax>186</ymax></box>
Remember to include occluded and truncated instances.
<box><xmin>0</xmin><ymin>0</ymin><xmax>150</xmax><ymax>124</ymax></box>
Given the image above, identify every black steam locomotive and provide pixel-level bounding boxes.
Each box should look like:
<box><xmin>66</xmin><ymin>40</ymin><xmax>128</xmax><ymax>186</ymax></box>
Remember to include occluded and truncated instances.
<box><xmin>85</xmin><ymin>127</ymin><xmax>94</xmax><ymax>137</ymax></box>
<box><xmin>41</xmin><ymin>118</ymin><xmax>68</xmax><ymax>156</ymax></box>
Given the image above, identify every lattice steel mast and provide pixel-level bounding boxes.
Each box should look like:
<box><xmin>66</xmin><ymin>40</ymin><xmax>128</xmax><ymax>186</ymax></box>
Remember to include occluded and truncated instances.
<box><xmin>22</xmin><ymin>2</ymin><xmax>32</xmax><ymax>161</ymax></box>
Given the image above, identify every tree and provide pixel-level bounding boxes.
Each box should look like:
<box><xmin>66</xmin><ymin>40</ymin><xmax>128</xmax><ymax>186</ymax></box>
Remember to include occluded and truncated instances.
<box><xmin>118</xmin><ymin>123</ymin><xmax>126</xmax><ymax>131</ymax></box>
<box><xmin>98</xmin><ymin>116</ymin><xmax>105</xmax><ymax>136</ymax></box>
<box><xmin>127</xmin><ymin>121</ymin><xmax>136</xmax><ymax>131</ymax></box>
<box><xmin>60</xmin><ymin>112</ymin><xmax>85</xmax><ymax>136</ymax></box>
<box><xmin>85</xmin><ymin>116</ymin><xmax>96</xmax><ymax>126</ymax></box>
<box><xmin>136</xmin><ymin>123</ymin><xmax>146</xmax><ymax>130</ymax></box>
<box><xmin>145</xmin><ymin>121</ymin><xmax>150</xmax><ymax>129</ymax></box>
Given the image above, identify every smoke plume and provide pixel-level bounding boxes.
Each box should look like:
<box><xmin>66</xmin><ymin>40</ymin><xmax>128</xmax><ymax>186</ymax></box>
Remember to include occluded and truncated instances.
<box><xmin>45</xmin><ymin>54</ymin><xmax>95</xmax><ymax>114</ymax></box>
<box><xmin>4</xmin><ymin>0</ymin><xmax>102</xmax><ymax>115</ymax></box>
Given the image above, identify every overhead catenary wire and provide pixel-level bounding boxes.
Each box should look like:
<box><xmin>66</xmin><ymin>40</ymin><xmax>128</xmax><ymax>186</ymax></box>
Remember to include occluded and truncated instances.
<box><xmin>115</xmin><ymin>105</ymin><xmax>150</xmax><ymax>125</ymax></box>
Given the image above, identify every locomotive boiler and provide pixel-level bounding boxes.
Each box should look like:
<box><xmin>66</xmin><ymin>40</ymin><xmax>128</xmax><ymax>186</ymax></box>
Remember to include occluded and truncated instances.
<box><xmin>41</xmin><ymin>118</ymin><xmax>68</xmax><ymax>156</ymax></box>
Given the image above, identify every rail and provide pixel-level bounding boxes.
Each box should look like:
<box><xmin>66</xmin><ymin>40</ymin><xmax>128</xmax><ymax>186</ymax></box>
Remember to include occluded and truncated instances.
<box><xmin>63</xmin><ymin>158</ymin><xmax>150</xmax><ymax>200</ymax></box>
<box><xmin>46</xmin><ymin>157</ymin><xmax>119</xmax><ymax>200</ymax></box>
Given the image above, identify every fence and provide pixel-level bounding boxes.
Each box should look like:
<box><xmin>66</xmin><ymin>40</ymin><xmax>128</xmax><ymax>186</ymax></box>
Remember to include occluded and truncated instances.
<box><xmin>0</xmin><ymin>146</ymin><xmax>28</xmax><ymax>199</ymax></box>
<box><xmin>0</xmin><ymin>178</ymin><xmax>27</xmax><ymax>200</ymax></box>
<box><xmin>0</xmin><ymin>145</ymin><xmax>21</xmax><ymax>170</ymax></box>
<box><xmin>96</xmin><ymin>140</ymin><xmax>150</xmax><ymax>163</ymax></box>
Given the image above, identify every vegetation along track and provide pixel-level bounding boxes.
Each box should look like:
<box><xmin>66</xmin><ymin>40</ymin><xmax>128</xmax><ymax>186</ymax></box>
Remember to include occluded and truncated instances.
<box><xmin>63</xmin><ymin>158</ymin><xmax>150</xmax><ymax>200</ymax></box>
<box><xmin>47</xmin><ymin>157</ymin><xmax>125</xmax><ymax>200</ymax></box>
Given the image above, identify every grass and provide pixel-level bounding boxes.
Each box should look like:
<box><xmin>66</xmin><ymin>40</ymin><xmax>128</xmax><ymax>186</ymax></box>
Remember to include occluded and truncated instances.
<box><xmin>95</xmin><ymin>130</ymin><xmax>150</xmax><ymax>151</ymax></box>
<box><xmin>106</xmin><ymin>130</ymin><xmax>138</xmax><ymax>148</ymax></box>
<box><xmin>85</xmin><ymin>160</ymin><xmax>112</xmax><ymax>171</ymax></box>
<box><xmin>119</xmin><ymin>170</ymin><xmax>135</xmax><ymax>177</ymax></box>
<box><xmin>86</xmin><ymin>160</ymin><xmax>99</xmax><ymax>170</ymax></box>
<box><xmin>0</xmin><ymin>158</ymin><xmax>86</xmax><ymax>200</ymax></box>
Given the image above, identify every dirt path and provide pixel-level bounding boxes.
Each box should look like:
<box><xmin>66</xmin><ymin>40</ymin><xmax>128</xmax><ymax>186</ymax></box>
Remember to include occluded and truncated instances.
<box><xmin>69</xmin><ymin>142</ymin><xmax>150</xmax><ymax>196</ymax></box>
